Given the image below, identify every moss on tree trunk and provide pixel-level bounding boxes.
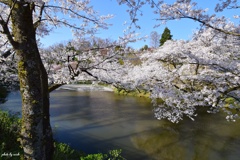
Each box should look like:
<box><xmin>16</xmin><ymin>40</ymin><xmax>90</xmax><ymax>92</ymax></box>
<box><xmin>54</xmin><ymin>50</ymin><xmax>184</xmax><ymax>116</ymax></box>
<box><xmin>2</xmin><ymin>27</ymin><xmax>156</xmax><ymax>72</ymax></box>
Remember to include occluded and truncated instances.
<box><xmin>10</xmin><ymin>2</ymin><xmax>53</xmax><ymax>159</ymax></box>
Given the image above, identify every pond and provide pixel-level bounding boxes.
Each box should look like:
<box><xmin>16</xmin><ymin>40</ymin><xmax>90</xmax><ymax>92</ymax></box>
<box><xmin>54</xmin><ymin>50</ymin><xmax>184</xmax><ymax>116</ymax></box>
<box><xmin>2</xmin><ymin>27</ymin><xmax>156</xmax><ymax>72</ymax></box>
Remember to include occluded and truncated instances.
<box><xmin>1</xmin><ymin>85</ymin><xmax>240</xmax><ymax>160</ymax></box>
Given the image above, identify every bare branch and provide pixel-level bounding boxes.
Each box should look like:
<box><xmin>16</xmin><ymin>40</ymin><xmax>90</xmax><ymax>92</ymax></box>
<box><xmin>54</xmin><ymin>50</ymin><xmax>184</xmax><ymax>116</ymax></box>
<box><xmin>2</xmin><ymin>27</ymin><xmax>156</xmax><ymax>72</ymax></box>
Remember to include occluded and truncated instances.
<box><xmin>182</xmin><ymin>16</ymin><xmax>240</xmax><ymax>37</ymax></box>
<box><xmin>33</xmin><ymin>3</ymin><xmax>45</xmax><ymax>30</ymax></box>
<box><xmin>48</xmin><ymin>83</ymin><xmax>65</xmax><ymax>92</ymax></box>
<box><xmin>5</xmin><ymin>0</ymin><xmax>17</xmax><ymax>25</ymax></box>
<box><xmin>0</xmin><ymin>0</ymin><xmax>11</xmax><ymax>6</ymax></box>
<box><xmin>0</xmin><ymin>16</ymin><xmax>18</xmax><ymax>48</ymax></box>
<box><xmin>45</xmin><ymin>5</ymin><xmax>100</xmax><ymax>25</ymax></box>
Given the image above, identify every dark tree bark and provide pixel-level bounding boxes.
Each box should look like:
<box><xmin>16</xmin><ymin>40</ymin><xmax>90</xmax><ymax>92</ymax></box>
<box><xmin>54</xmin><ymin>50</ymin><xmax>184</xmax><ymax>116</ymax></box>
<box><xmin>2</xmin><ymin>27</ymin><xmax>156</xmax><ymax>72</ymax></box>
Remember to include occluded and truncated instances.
<box><xmin>1</xmin><ymin>1</ymin><xmax>54</xmax><ymax>159</ymax></box>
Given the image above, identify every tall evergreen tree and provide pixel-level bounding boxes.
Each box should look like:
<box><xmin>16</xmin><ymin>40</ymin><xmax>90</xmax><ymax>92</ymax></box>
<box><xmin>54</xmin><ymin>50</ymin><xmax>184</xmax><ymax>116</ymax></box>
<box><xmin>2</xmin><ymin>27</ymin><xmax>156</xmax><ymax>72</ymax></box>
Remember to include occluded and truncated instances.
<box><xmin>159</xmin><ymin>27</ymin><xmax>173</xmax><ymax>46</ymax></box>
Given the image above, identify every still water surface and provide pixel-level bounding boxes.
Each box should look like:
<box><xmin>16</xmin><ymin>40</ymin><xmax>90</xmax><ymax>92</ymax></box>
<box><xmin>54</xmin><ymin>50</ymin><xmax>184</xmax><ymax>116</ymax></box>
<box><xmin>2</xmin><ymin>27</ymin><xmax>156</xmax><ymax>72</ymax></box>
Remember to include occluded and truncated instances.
<box><xmin>1</xmin><ymin>87</ymin><xmax>240</xmax><ymax>160</ymax></box>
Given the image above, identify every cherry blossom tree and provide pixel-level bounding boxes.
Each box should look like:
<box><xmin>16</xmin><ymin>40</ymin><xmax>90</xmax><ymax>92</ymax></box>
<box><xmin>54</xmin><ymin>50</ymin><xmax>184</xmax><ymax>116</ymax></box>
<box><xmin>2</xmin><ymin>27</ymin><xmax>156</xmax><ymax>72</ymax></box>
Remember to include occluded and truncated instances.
<box><xmin>146</xmin><ymin>28</ymin><xmax>239</xmax><ymax>123</ymax></box>
<box><xmin>0</xmin><ymin>0</ymin><xmax>140</xmax><ymax>156</ymax></box>
<box><xmin>98</xmin><ymin>27</ymin><xmax>239</xmax><ymax>123</ymax></box>
<box><xmin>0</xmin><ymin>0</ymin><xmax>115</xmax><ymax>159</ymax></box>
<box><xmin>0</xmin><ymin>0</ymin><xmax>239</xmax><ymax>159</ymax></box>
<box><xmin>40</xmin><ymin>37</ymin><xmax>132</xmax><ymax>88</ymax></box>
<box><xmin>118</xmin><ymin>0</ymin><xmax>239</xmax><ymax>36</ymax></box>
<box><xmin>115</xmin><ymin>0</ymin><xmax>240</xmax><ymax>122</ymax></box>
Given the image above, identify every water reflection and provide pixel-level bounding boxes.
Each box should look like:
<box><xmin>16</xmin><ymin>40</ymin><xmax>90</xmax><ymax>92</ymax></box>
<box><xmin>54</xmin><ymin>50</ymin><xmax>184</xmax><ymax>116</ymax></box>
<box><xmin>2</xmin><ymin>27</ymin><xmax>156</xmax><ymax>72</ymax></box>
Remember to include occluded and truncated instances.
<box><xmin>50</xmin><ymin>89</ymin><xmax>154</xmax><ymax>159</ymax></box>
<box><xmin>1</xmin><ymin>88</ymin><xmax>240</xmax><ymax>160</ymax></box>
<box><xmin>131</xmin><ymin>109</ymin><xmax>240</xmax><ymax>160</ymax></box>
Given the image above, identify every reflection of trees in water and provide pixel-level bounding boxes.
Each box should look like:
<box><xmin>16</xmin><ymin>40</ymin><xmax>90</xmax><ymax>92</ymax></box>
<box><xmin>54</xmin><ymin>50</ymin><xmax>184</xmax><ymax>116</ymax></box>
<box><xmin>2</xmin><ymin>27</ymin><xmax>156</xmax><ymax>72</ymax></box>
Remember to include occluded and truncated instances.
<box><xmin>131</xmin><ymin>109</ymin><xmax>240</xmax><ymax>160</ymax></box>
<box><xmin>0</xmin><ymin>85</ymin><xmax>8</xmax><ymax>104</ymax></box>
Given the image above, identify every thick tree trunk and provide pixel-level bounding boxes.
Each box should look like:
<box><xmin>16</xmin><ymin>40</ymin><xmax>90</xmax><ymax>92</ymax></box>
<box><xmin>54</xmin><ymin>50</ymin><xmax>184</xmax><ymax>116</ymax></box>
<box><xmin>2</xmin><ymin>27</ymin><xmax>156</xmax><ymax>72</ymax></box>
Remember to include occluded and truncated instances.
<box><xmin>11</xmin><ymin>2</ymin><xmax>54</xmax><ymax>160</ymax></box>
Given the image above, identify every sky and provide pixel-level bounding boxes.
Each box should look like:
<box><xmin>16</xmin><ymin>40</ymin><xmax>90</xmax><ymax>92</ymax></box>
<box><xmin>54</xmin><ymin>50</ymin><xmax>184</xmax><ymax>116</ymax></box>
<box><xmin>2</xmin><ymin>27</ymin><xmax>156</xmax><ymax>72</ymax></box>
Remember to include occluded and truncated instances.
<box><xmin>40</xmin><ymin>0</ymin><xmax>239</xmax><ymax>49</ymax></box>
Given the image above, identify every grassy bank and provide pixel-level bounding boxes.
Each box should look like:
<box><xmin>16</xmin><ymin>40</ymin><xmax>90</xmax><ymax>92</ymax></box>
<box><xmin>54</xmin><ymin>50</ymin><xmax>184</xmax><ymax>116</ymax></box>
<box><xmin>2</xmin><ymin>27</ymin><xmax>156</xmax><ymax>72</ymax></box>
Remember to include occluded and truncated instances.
<box><xmin>74</xmin><ymin>81</ymin><xmax>150</xmax><ymax>98</ymax></box>
<box><xmin>113</xmin><ymin>87</ymin><xmax>150</xmax><ymax>98</ymax></box>
<box><xmin>0</xmin><ymin>110</ymin><xmax>124</xmax><ymax>160</ymax></box>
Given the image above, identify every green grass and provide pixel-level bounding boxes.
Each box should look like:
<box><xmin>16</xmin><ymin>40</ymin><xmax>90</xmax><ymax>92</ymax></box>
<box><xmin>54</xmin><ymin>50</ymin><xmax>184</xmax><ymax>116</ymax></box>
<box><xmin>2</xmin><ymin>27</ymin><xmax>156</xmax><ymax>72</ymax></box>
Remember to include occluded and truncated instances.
<box><xmin>113</xmin><ymin>87</ymin><xmax>150</xmax><ymax>98</ymax></box>
<box><xmin>80</xmin><ymin>149</ymin><xmax>124</xmax><ymax>160</ymax></box>
<box><xmin>0</xmin><ymin>110</ymin><xmax>124</xmax><ymax>160</ymax></box>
